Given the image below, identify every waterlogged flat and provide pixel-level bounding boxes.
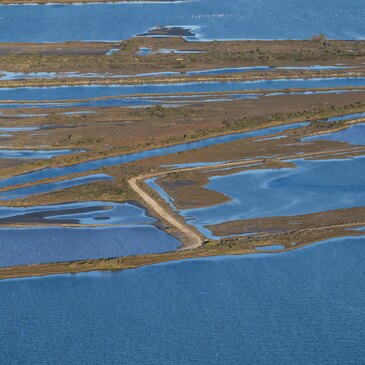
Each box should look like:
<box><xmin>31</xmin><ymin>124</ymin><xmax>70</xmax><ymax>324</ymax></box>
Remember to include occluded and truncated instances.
<box><xmin>0</xmin><ymin>122</ymin><xmax>307</xmax><ymax>190</ymax></box>
<box><xmin>1</xmin><ymin>78</ymin><xmax>365</xmax><ymax>103</ymax></box>
<box><xmin>0</xmin><ymin>65</ymin><xmax>354</xmax><ymax>81</ymax></box>
<box><xmin>0</xmin><ymin>148</ymin><xmax>81</xmax><ymax>159</ymax></box>
<box><xmin>0</xmin><ymin>173</ymin><xmax>112</xmax><ymax>201</ymax></box>
<box><xmin>0</xmin><ymin>126</ymin><xmax>39</xmax><ymax>132</ymax></box>
<box><xmin>180</xmin><ymin>156</ymin><xmax>365</xmax><ymax>236</ymax></box>
<box><xmin>0</xmin><ymin>0</ymin><xmax>363</xmax><ymax>42</ymax></box>
<box><xmin>1</xmin><ymin>236</ymin><xmax>364</xmax><ymax>364</ymax></box>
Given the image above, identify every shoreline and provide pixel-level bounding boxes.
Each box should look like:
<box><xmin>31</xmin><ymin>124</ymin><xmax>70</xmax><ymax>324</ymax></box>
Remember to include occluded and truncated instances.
<box><xmin>1</xmin><ymin>144</ymin><xmax>365</xmax><ymax>279</ymax></box>
<box><xmin>0</xmin><ymin>223</ymin><xmax>364</xmax><ymax>280</ymax></box>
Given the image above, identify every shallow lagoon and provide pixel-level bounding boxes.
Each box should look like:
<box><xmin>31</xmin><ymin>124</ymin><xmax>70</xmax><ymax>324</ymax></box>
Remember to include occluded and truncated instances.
<box><xmin>0</xmin><ymin>0</ymin><xmax>363</xmax><ymax>42</ymax></box>
<box><xmin>1</xmin><ymin>235</ymin><xmax>364</xmax><ymax>364</ymax></box>
<box><xmin>179</xmin><ymin>156</ymin><xmax>365</xmax><ymax>237</ymax></box>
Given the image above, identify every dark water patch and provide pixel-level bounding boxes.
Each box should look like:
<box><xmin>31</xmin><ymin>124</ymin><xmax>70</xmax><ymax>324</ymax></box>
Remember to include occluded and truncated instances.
<box><xmin>0</xmin><ymin>173</ymin><xmax>112</xmax><ymax>201</ymax></box>
<box><xmin>0</xmin><ymin>201</ymin><xmax>151</xmax><ymax>225</ymax></box>
<box><xmin>137</xmin><ymin>25</ymin><xmax>197</xmax><ymax>37</ymax></box>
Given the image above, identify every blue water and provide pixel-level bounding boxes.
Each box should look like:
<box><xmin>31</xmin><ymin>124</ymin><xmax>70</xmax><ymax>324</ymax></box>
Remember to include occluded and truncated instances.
<box><xmin>0</xmin><ymin>126</ymin><xmax>39</xmax><ymax>132</ymax></box>
<box><xmin>0</xmin><ymin>65</ymin><xmax>354</xmax><ymax>81</ymax></box>
<box><xmin>1</xmin><ymin>78</ymin><xmax>364</xmax><ymax>102</ymax></box>
<box><xmin>0</xmin><ymin>0</ymin><xmax>363</xmax><ymax>42</ymax></box>
<box><xmin>0</xmin><ymin>201</ymin><xmax>156</xmax><ymax>225</ymax></box>
<box><xmin>1</xmin><ymin>89</ymin><xmax>361</xmax><ymax>110</ymax></box>
<box><xmin>146</xmin><ymin>177</ymin><xmax>176</xmax><ymax>209</ymax></box>
<box><xmin>352</xmin><ymin>227</ymin><xmax>365</xmax><ymax>232</ymax></box>
<box><xmin>179</xmin><ymin>156</ymin><xmax>365</xmax><ymax>236</ymax></box>
<box><xmin>303</xmin><ymin>123</ymin><xmax>365</xmax><ymax>146</ymax></box>
<box><xmin>0</xmin><ymin>148</ymin><xmax>81</xmax><ymax>159</ymax></box>
<box><xmin>186</xmin><ymin>65</ymin><xmax>355</xmax><ymax>75</ymax></box>
<box><xmin>0</xmin><ymin>122</ymin><xmax>307</xmax><ymax>190</ymax></box>
<box><xmin>320</xmin><ymin>111</ymin><xmax>365</xmax><ymax>123</ymax></box>
<box><xmin>0</xmin><ymin>173</ymin><xmax>112</xmax><ymax>201</ymax></box>
<box><xmin>256</xmin><ymin>244</ymin><xmax>285</xmax><ymax>251</ymax></box>
<box><xmin>0</xmin><ymin>225</ymin><xmax>179</xmax><ymax>267</ymax></box>
<box><xmin>1</xmin><ymin>235</ymin><xmax>364</xmax><ymax>364</ymax></box>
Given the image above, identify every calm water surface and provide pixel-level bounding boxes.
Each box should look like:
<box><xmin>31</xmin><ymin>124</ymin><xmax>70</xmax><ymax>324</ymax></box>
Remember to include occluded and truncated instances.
<box><xmin>179</xmin><ymin>156</ymin><xmax>365</xmax><ymax>237</ymax></box>
<box><xmin>0</xmin><ymin>225</ymin><xmax>179</xmax><ymax>267</ymax></box>
<box><xmin>1</xmin><ymin>78</ymin><xmax>364</xmax><ymax>102</ymax></box>
<box><xmin>1</xmin><ymin>235</ymin><xmax>364</xmax><ymax>364</ymax></box>
<box><xmin>0</xmin><ymin>0</ymin><xmax>363</xmax><ymax>42</ymax></box>
<box><xmin>0</xmin><ymin>201</ymin><xmax>179</xmax><ymax>266</ymax></box>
